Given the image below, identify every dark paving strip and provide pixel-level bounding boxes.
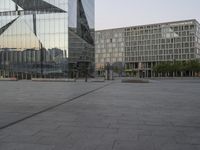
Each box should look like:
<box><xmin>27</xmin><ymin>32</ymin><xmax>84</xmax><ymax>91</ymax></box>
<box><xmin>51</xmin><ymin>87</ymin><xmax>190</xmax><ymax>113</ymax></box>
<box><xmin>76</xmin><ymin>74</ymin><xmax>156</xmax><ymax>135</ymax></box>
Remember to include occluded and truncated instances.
<box><xmin>0</xmin><ymin>83</ymin><xmax>112</xmax><ymax>131</ymax></box>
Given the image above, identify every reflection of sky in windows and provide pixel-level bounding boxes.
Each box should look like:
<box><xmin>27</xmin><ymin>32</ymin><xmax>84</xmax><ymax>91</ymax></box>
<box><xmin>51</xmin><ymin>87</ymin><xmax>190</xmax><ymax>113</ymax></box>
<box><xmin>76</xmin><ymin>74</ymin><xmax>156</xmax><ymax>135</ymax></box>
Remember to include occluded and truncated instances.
<box><xmin>0</xmin><ymin>0</ymin><xmax>68</xmax><ymax>12</ymax></box>
<box><xmin>0</xmin><ymin>16</ymin><xmax>40</xmax><ymax>49</ymax></box>
<box><xmin>0</xmin><ymin>14</ymin><xmax>68</xmax><ymax>50</ymax></box>
<box><xmin>36</xmin><ymin>14</ymin><xmax>68</xmax><ymax>49</ymax></box>
<box><xmin>82</xmin><ymin>0</ymin><xmax>94</xmax><ymax>29</ymax></box>
<box><xmin>68</xmin><ymin>0</ymin><xmax>77</xmax><ymax>28</ymax></box>
<box><xmin>0</xmin><ymin>0</ymin><xmax>16</xmax><ymax>11</ymax></box>
<box><xmin>43</xmin><ymin>0</ymin><xmax>68</xmax><ymax>11</ymax></box>
<box><xmin>68</xmin><ymin>0</ymin><xmax>94</xmax><ymax>29</ymax></box>
<box><xmin>0</xmin><ymin>16</ymin><xmax>17</xmax><ymax>29</ymax></box>
<box><xmin>0</xmin><ymin>0</ymin><xmax>68</xmax><ymax>52</ymax></box>
<box><xmin>0</xmin><ymin>0</ymin><xmax>94</xmax><ymax>75</ymax></box>
<box><xmin>0</xmin><ymin>0</ymin><xmax>93</xmax><ymax>60</ymax></box>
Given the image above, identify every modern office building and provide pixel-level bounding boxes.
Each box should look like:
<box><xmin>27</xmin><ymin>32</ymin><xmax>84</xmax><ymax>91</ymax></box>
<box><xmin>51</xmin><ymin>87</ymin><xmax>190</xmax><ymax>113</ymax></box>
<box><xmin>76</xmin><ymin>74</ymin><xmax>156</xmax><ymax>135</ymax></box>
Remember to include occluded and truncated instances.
<box><xmin>0</xmin><ymin>0</ymin><xmax>95</xmax><ymax>79</ymax></box>
<box><xmin>95</xmin><ymin>19</ymin><xmax>200</xmax><ymax>77</ymax></box>
<box><xmin>95</xmin><ymin>28</ymin><xmax>125</xmax><ymax>68</ymax></box>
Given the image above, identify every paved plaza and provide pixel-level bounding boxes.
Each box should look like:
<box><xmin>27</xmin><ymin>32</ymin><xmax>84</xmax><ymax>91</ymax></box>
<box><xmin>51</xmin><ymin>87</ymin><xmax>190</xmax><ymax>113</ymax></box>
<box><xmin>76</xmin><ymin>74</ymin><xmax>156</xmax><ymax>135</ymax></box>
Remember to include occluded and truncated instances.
<box><xmin>0</xmin><ymin>79</ymin><xmax>200</xmax><ymax>150</ymax></box>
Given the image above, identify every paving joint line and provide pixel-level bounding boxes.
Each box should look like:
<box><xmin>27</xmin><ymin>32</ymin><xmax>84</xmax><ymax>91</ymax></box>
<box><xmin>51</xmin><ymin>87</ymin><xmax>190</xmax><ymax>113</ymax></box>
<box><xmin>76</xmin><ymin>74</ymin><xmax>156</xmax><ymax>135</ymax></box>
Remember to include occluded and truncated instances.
<box><xmin>0</xmin><ymin>82</ymin><xmax>112</xmax><ymax>131</ymax></box>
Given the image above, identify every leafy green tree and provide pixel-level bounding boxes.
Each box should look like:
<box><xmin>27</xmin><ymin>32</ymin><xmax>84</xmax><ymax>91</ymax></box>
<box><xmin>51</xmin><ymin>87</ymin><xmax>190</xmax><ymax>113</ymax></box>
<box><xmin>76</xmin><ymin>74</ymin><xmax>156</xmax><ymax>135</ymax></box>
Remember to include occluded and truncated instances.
<box><xmin>186</xmin><ymin>60</ymin><xmax>200</xmax><ymax>76</ymax></box>
<box><xmin>153</xmin><ymin>60</ymin><xmax>200</xmax><ymax>77</ymax></box>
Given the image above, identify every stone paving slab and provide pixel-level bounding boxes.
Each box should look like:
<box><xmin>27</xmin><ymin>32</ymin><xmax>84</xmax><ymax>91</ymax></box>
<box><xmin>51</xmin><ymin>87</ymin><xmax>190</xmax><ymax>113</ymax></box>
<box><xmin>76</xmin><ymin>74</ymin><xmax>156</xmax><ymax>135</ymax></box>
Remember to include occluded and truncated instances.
<box><xmin>0</xmin><ymin>79</ymin><xmax>200</xmax><ymax>150</ymax></box>
<box><xmin>0</xmin><ymin>81</ymin><xmax>106</xmax><ymax>129</ymax></box>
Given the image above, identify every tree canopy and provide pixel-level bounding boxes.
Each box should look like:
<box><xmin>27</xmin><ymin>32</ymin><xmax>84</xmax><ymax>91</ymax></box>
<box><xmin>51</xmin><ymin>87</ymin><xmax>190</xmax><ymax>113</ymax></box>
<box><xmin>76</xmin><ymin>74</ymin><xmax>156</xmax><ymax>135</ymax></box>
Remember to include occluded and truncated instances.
<box><xmin>153</xmin><ymin>60</ymin><xmax>200</xmax><ymax>77</ymax></box>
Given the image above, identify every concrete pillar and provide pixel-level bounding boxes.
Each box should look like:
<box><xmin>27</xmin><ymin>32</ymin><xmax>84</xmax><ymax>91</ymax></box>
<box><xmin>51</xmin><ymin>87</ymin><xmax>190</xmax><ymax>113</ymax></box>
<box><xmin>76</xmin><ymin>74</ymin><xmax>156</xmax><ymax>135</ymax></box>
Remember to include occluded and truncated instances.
<box><xmin>3</xmin><ymin>70</ymin><xmax>6</xmax><ymax>78</ymax></box>
<box><xmin>110</xmin><ymin>70</ymin><xmax>113</xmax><ymax>80</ymax></box>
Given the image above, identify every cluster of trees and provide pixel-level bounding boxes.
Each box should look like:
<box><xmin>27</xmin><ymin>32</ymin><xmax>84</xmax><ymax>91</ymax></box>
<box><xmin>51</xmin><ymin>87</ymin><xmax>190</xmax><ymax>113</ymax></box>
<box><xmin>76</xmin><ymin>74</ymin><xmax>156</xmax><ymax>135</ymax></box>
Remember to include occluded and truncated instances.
<box><xmin>153</xmin><ymin>60</ymin><xmax>200</xmax><ymax>77</ymax></box>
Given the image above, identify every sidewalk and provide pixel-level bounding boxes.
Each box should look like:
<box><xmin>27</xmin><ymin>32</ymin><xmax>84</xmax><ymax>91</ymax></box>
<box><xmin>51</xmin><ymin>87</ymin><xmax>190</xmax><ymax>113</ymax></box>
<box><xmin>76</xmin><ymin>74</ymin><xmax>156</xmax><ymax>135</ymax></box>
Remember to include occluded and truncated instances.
<box><xmin>0</xmin><ymin>80</ymin><xmax>200</xmax><ymax>150</ymax></box>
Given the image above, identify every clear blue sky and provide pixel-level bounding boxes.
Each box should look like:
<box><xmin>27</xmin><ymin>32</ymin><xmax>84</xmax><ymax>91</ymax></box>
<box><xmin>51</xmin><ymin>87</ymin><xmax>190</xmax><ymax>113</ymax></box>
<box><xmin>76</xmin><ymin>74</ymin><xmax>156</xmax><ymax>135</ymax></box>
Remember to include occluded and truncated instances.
<box><xmin>95</xmin><ymin>0</ymin><xmax>200</xmax><ymax>30</ymax></box>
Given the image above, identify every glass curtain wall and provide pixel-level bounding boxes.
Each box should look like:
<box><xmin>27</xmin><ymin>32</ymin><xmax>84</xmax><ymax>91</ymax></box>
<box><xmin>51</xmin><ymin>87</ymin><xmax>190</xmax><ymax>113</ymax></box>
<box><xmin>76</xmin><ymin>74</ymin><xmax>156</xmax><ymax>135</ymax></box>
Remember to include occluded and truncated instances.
<box><xmin>0</xmin><ymin>0</ymin><xmax>68</xmax><ymax>79</ymax></box>
<box><xmin>68</xmin><ymin>0</ymin><xmax>95</xmax><ymax>77</ymax></box>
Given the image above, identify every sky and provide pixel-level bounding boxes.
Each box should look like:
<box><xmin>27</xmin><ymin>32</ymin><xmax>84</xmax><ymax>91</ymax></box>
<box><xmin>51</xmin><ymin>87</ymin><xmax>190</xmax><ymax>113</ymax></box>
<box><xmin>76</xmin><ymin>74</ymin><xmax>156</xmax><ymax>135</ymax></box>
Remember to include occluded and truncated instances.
<box><xmin>95</xmin><ymin>0</ymin><xmax>200</xmax><ymax>30</ymax></box>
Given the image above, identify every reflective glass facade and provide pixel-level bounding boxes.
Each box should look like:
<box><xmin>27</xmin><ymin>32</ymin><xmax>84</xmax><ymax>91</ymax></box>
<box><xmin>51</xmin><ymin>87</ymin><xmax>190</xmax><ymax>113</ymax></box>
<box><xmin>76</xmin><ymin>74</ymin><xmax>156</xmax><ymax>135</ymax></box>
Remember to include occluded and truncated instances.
<box><xmin>68</xmin><ymin>0</ymin><xmax>95</xmax><ymax>76</ymax></box>
<box><xmin>0</xmin><ymin>0</ymin><xmax>94</xmax><ymax>79</ymax></box>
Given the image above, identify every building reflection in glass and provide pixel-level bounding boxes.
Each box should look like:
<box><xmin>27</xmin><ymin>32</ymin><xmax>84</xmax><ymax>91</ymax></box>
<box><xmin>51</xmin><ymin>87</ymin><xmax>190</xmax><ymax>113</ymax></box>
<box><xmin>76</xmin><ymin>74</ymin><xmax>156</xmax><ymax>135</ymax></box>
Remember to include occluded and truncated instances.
<box><xmin>0</xmin><ymin>0</ymin><xmax>94</xmax><ymax>79</ymax></box>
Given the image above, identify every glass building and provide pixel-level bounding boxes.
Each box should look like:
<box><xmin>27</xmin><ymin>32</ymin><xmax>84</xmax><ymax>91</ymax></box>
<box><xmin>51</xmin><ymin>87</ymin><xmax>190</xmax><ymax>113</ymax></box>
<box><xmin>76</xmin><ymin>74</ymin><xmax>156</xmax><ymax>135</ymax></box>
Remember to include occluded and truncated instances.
<box><xmin>0</xmin><ymin>0</ymin><xmax>94</xmax><ymax>79</ymax></box>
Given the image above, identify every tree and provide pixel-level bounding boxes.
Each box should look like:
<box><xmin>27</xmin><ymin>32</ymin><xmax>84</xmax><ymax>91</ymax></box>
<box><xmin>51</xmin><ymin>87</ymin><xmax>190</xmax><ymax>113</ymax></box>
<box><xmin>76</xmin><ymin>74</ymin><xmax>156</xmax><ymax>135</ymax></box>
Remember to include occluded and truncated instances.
<box><xmin>153</xmin><ymin>60</ymin><xmax>200</xmax><ymax>77</ymax></box>
<box><xmin>186</xmin><ymin>60</ymin><xmax>200</xmax><ymax>76</ymax></box>
<box><xmin>153</xmin><ymin>62</ymin><xmax>171</xmax><ymax>77</ymax></box>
